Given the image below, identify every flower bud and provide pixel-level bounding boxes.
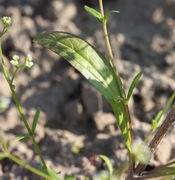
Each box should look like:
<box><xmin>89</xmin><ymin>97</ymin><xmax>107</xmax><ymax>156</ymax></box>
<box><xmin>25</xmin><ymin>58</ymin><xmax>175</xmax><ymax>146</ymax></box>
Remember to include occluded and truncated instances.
<box><xmin>25</xmin><ymin>54</ymin><xmax>34</xmax><ymax>68</ymax></box>
<box><xmin>10</xmin><ymin>55</ymin><xmax>19</xmax><ymax>66</ymax></box>
<box><xmin>1</xmin><ymin>16</ymin><xmax>11</xmax><ymax>27</ymax></box>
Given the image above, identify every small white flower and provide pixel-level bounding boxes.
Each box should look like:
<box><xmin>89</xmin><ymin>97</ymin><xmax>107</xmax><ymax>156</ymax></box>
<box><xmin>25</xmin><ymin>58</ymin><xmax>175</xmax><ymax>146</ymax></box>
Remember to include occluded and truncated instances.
<box><xmin>25</xmin><ymin>54</ymin><xmax>34</xmax><ymax>68</ymax></box>
<box><xmin>13</xmin><ymin>55</ymin><xmax>19</xmax><ymax>61</ymax></box>
<box><xmin>25</xmin><ymin>54</ymin><xmax>32</xmax><ymax>61</ymax></box>
<box><xmin>2</xmin><ymin>16</ymin><xmax>11</xmax><ymax>27</ymax></box>
<box><xmin>10</xmin><ymin>60</ymin><xmax>18</xmax><ymax>66</ymax></box>
<box><xmin>25</xmin><ymin>61</ymin><xmax>33</xmax><ymax>68</ymax></box>
<box><xmin>10</xmin><ymin>55</ymin><xmax>19</xmax><ymax>66</ymax></box>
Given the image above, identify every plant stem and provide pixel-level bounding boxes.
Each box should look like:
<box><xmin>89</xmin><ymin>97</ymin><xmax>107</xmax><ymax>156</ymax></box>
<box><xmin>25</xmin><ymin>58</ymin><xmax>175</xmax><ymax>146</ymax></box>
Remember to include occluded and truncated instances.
<box><xmin>11</xmin><ymin>67</ymin><xmax>19</xmax><ymax>83</ymax></box>
<box><xmin>98</xmin><ymin>0</ymin><xmax>134</xmax><ymax>175</ymax></box>
<box><xmin>0</xmin><ymin>39</ymin><xmax>47</xmax><ymax>171</ymax></box>
<box><xmin>98</xmin><ymin>0</ymin><xmax>117</xmax><ymax>72</ymax></box>
<box><xmin>0</xmin><ymin>153</ymin><xmax>51</xmax><ymax>179</ymax></box>
<box><xmin>126</xmin><ymin>104</ymin><xmax>135</xmax><ymax>168</ymax></box>
<box><xmin>135</xmin><ymin>106</ymin><xmax>175</xmax><ymax>175</ymax></box>
<box><xmin>9</xmin><ymin>79</ymin><xmax>48</xmax><ymax>171</ymax></box>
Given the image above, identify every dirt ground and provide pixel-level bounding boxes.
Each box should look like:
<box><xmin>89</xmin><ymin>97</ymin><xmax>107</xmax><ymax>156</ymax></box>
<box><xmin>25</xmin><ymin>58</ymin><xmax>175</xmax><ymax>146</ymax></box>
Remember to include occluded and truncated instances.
<box><xmin>0</xmin><ymin>0</ymin><xmax>175</xmax><ymax>179</ymax></box>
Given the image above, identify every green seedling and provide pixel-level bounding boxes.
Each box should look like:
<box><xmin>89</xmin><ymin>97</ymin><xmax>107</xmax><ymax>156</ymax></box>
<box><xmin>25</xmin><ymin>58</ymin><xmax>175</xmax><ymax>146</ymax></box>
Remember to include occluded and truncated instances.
<box><xmin>0</xmin><ymin>0</ymin><xmax>175</xmax><ymax>179</ymax></box>
<box><xmin>35</xmin><ymin>0</ymin><xmax>175</xmax><ymax>179</ymax></box>
<box><xmin>0</xmin><ymin>16</ymin><xmax>61</xmax><ymax>179</ymax></box>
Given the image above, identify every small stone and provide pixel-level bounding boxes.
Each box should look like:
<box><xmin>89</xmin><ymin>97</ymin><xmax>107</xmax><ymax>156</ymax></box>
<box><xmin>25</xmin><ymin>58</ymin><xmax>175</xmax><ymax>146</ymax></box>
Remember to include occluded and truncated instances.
<box><xmin>82</xmin><ymin>82</ymin><xmax>99</xmax><ymax>116</ymax></box>
<box><xmin>93</xmin><ymin>111</ymin><xmax>116</xmax><ymax>131</ymax></box>
<box><xmin>63</xmin><ymin>99</ymin><xmax>83</xmax><ymax>121</ymax></box>
<box><xmin>156</xmin><ymin>138</ymin><xmax>172</xmax><ymax>164</ymax></box>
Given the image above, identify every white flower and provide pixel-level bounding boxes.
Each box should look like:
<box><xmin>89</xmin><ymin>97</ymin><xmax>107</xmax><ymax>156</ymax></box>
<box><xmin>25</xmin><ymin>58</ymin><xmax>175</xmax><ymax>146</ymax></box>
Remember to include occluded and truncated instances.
<box><xmin>25</xmin><ymin>54</ymin><xmax>34</xmax><ymax>68</ymax></box>
<box><xmin>10</xmin><ymin>55</ymin><xmax>19</xmax><ymax>66</ymax></box>
<box><xmin>2</xmin><ymin>16</ymin><xmax>11</xmax><ymax>27</ymax></box>
<box><xmin>25</xmin><ymin>61</ymin><xmax>33</xmax><ymax>68</ymax></box>
<box><xmin>25</xmin><ymin>54</ymin><xmax>32</xmax><ymax>61</ymax></box>
<box><xmin>13</xmin><ymin>55</ymin><xmax>19</xmax><ymax>61</ymax></box>
<box><xmin>132</xmin><ymin>142</ymin><xmax>151</xmax><ymax>164</ymax></box>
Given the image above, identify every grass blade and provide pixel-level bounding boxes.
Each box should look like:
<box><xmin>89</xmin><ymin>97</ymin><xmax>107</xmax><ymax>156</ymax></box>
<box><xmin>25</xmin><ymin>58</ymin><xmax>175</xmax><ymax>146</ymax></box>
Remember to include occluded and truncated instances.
<box><xmin>32</xmin><ymin>107</ymin><xmax>40</xmax><ymax>134</ymax></box>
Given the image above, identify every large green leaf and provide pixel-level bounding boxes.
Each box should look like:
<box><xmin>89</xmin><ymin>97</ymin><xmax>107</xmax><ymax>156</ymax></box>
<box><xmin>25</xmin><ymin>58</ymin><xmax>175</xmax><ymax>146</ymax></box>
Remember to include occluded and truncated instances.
<box><xmin>34</xmin><ymin>31</ymin><xmax>132</xmax><ymax>151</ymax></box>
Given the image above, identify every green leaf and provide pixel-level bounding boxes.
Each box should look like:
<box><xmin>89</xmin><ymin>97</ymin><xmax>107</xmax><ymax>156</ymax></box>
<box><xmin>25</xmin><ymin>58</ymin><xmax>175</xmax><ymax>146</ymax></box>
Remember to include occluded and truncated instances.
<box><xmin>34</xmin><ymin>31</ymin><xmax>132</xmax><ymax>151</ymax></box>
<box><xmin>98</xmin><ymin>155</ymin><xmax>113</xmax><ymax>177</ymax></box>
<box><xmin>152</xmin><ymin>110</ymin><xmax>163</xmax><ymax>131</ymax></box>
<box><xmin>84</xmin><ymin>5</ymin><xmax>102</xmax><ymax>23</ymax></box>
<box><xmin>142</xmin><ymin>167</ymin><xmax>175</xmax><ymax>179</ymax></box>
<box><xmin>104</xmin><ymin>10</ymin><xmax>120</xmax><ymax>24</ymax></box>
<box><xmin>38</xmin><ymin>166</ymin><xmax>61</xmax><ymax>180</ymax></box>
<box><xmin>152</xmin><ymin>92</ymin><xmax>175</xmax><ymax>131</ymax></box>
<box><xmin>34</xmin><ymin>32</ymin><xmax>122</xmax><ymax>105</ymax></box>
<box><xmin>140</xmin><ymin>160</ymin><xmax>175</xmax><ymax>179</ymax></box>
<box><xmin>14</xmin><ymin>135</ymin><xmax>26</xmax><ymax>141</ymax></box>
<box><xmin>0</xmin><ymin>153</ymin><xmax>7</xmax><ymax>160</ymax></box>
<box><xmin>127</xmin><ymin>71</ymin><xmax>142</xmax><ymax>102</ymax></box>
<box><xmin>2</xmin><ymin>140</ymin><xmax>8</xmax><ymax>151</ymax></box>
<box><xmin>32</xmin><ymin>107</ymin><xmax>40</xmax><ymax>134</ymax></box>
<box><xmin>65</xmin><ymin>176</ymin><xmax>75</xmax><ymax>180</ymax></box>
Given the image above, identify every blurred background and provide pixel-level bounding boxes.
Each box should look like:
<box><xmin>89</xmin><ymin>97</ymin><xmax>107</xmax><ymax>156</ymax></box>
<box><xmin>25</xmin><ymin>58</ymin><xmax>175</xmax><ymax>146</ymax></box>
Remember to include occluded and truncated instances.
<box><xmin>0</xmin><ymin>0</ymin><xmax>175</xmax><ymax>179</ymax></box>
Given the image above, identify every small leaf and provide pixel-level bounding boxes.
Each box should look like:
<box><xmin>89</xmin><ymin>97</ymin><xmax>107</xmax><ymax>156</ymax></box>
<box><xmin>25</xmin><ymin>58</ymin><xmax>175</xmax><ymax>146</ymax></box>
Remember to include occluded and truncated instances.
<box><xmin>127</xmin><ymin>71</ymin><xmax>142</xmax><ymax>102</ymax></box>
<box><xmin>2</xmin><ymin>140</ymin><xmax>8</xmax><ymax>151</ymax></box>
<box><xmin>65</xmin><ymin>176</ymin><xmax>75</xmax><ymax>180</ymax></box>
<box><xmin>0</xmin><ymin>153</ymin><xmax>7</xmax><ymax>160</ymax></box>
<box><xmin>84</xmin><ymin>5</ymin><xmax>102</xmax><ymax>23</ymax></box>
<box><xmin>38</xmin><ymin>166</ymin><xmax>61</xmax><ymax>180</ymax></box>
<box><xmin>98</xmin><ymin>154</ymin><xmax>113</xmax><ymax>177</ymax></box>
<box><xmin>14</xmin><ymin>135</ymin><xmax>26</xmax><ymax>141</ymax></box>
<box><xmin>32</xmin><ymin>107</ymin><xmax>40</xmax><ymax>134</ymax></box>
<box><xmin>152</xmin><ymin>91</ymin><xmax>175</xmax><ymax>131</ymax></box>
<box><xmin>152</xmin><ymin>110</ymin><xmax>163</xmax><ymax>131</ymax></box>
<box><xmin>104</xmin><ymin>10</ymin><xmax>120</xmax><ymax>24</ymax></box>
